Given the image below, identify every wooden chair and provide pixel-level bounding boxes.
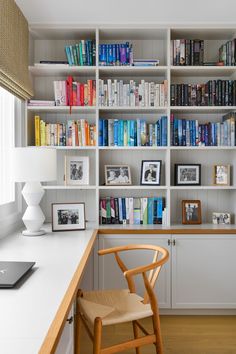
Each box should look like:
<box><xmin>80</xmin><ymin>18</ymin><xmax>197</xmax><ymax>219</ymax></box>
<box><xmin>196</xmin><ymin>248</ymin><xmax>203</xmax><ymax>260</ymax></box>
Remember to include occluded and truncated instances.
<box><xmin>75</xmin><ymin>244</ymin><xmax>169</xmax><ymax>354</ymax></box>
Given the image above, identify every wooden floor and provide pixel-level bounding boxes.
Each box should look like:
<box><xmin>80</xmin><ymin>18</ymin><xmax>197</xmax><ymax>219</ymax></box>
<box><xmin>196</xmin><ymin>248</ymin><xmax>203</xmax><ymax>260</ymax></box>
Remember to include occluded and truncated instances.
<box><xmin>80</xmin><ymin>316</ymin><xmax>236</xmax><ymax>354</ymax></box>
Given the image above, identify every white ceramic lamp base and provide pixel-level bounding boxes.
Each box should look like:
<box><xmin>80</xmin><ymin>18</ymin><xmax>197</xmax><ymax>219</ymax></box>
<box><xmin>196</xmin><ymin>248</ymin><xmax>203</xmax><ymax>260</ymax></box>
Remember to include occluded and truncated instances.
<box><xmin>22</xmin><ymin>182</ymin><xmax>46</xmax><ymax>236</ymax></box>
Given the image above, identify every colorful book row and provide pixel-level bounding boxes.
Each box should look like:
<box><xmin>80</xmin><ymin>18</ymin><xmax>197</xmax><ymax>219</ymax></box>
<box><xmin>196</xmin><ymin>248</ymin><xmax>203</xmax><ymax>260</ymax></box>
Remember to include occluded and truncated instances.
<box><xmin>99</xmin><ymin>79</ymin><xmax>168</xmax><ymax>107</ymax></box>
<box><xmin>34</xmin><ymin>116</ymin><xmax>96</xmax><ymax>147</ymax></box>
<box><xmin>54</xmin><ymin>77</ymin><xmax>96</xmax><ymax>107</ymax></box>
<box><xmin>99</xmin><ymin>196</ymin><xmax>165</xmax><ymax>225</ymax></box>
<box><xmin>219</xmin><ymin>39</ymin><xmax>236</xmax><ymax>66</ymax></box>
<box><xmin>171</xmin><ymin>80</ymin><xmax>236</xmax><ymax>106</ymax></box>
<box><xmin>65</xmin><ymin>40</ymin><xmax>96</xmax><ymax>66</ymax></box>
<box><xmin>171</xmin><ymin>39</ymin><xmax>204</xmax><ymax>66</ymax></box>
<box><xmin>99</xmin><ymin>116</ymin><xmax>167</xmax><ymax>146</ymax></box>
<box><xmin>99</xmin><ymin>42</ymin><xmax>133</xmax><ymax>66</ymax></box>
<box><xmin>170</xmin><ymin>112</ymin><xmax>236</xmax><ymax>147</ymax></box>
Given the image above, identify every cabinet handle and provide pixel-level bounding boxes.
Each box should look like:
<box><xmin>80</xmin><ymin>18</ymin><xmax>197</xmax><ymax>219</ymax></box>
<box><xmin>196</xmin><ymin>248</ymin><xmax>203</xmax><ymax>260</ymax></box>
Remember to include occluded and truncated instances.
<box><xmin>173</xmin><ymin>239</ymin><xmax>176</xmax><ymax>246</ymax></box>
<box><xmin>168</xmin><ymin>239</ymin><xmax>171</xmax><ymax>246</ymax></box>
<box><xmin>66</xmin><ymin>316</ymin><xmax>73</xmax><ymax>324</ymax></box>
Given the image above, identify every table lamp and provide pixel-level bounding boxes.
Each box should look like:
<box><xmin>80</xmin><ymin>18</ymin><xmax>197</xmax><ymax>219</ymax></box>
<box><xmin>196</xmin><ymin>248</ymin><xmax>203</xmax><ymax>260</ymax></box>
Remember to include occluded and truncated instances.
<box><xmin>12</xmin><ymin>147</ymin><xmax>57</xmax><ymax>236</ymax></box>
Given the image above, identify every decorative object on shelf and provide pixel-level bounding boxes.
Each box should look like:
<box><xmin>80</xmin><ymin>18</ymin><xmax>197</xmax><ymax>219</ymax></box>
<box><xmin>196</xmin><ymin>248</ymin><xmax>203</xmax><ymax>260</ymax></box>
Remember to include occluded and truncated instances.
<box><xmin>104</xmin><ymin>165</ymin><xmax>132</xmax><ymax>186</ymax></box>
<box><xmin>12</xmin><ymin>147</ymin><xmax>57</xmax><ymax>236</ymax></box>
<box><xmin>140</xmin><ymin>160</ymin><xmax>162</xmax><ymax>185</ymax></box>
<box><xmin>52</xmin><ymin>202</ymin><xmax>86</xmax><ymax>231</ymax></box>
<box><xmin>182</xmin><ymin>200</ymin><xmax>202</xmax><ymax>224</ymax></box>
<box><xmin>212</xmin><ymin>212</ymin><xmax>231</xmax><ymax>225</ymax></box>
<box><xmin>213</xmin><ymin>164</ymin><xmax>230</xmax><ymax>186</ymax></box>
<box><xmin>65</xmin><ymin>156</ymin><xmax>89</xmax><ymax>185</ymax></box>
<box><xmin>175</xmin><ymin>164</ymin><xmax>201</xmax><ymax>186</ymax></box>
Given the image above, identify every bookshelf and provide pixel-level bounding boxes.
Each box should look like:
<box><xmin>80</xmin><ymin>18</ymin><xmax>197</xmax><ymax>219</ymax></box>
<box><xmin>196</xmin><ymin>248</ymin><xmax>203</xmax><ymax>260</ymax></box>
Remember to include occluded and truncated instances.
<box><xmin>27</xmin><ymin>25</ymin><xmax>236</xmax><ymax>229</ymax></box>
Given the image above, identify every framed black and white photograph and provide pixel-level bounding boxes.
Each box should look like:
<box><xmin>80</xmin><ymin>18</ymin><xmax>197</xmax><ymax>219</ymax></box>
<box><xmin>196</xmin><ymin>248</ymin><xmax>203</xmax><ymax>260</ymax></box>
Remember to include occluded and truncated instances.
<box><xmin>182</xmin><ymin>200</ymin><xmax>202</xmax><ymax>224</ymax></box>
<box><xmin>175</xmin><ymin>164</ymin><xmax>201</xmax><ymax>186</ymax></box>
<box><xmin>104</xmin><ymin>165</ymin><xmax>132</xmax><ymax>186</ymax></box>
<box><xmin>52</xmin><ymin>203</ymin><xmax>86</xmax><ymax>231</ymax></box>
<box><xmin>140</xmin><ymin>160</ymin><xmax>161</xmax><ymax>185</ymax></box>
<box><xmin>213</xmin><ymin>165</ymin><xmax>230</xmax><ymax>186</ymax></box>
<box><xmin>212</xmin><ymin>212</ymin><xmax>231</xmax><ymax>225</ymax></box>
<box><xmin>65</xmin><ymin>156</ymin><xmax>89</xmax><ymax>185</ymax></box>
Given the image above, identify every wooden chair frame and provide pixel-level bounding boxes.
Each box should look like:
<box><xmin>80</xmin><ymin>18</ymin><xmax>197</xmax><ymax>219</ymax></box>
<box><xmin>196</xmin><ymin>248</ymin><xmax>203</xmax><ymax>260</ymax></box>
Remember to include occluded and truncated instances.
<box><xmin>75</xmin><ymin>244</ymin><xmax>169</xmax><ymax>354</ymax></box>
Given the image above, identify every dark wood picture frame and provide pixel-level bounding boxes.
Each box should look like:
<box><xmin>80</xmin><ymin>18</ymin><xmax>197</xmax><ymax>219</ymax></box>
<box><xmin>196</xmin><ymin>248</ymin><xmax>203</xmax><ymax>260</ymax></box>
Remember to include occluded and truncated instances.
<box><xmin>175</xmin><ymin>164</ymin><xmax>201</xmax><ymax>186</ymax></box>
<box><xmin>182</xmin><ymin>200</ymin><xmax>202</xmax><ymax>224</ymax></box>
<box><xmin>52</xmin><ymin>202</ymin><xmax>86</xmax><ymax>232</ymax></box>
<box><xmin>140</xmin><ymin>160</ymin><xmax>162</xmax><ymax>185</ymax></box>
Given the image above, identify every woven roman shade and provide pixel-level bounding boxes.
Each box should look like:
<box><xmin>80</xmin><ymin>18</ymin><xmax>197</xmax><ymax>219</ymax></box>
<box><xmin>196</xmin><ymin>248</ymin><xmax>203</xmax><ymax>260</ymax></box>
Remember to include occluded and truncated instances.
<box><xmin>0</xmin><ymin>0</ymin><xmax>33</xmax><ymax>100</ymax></box>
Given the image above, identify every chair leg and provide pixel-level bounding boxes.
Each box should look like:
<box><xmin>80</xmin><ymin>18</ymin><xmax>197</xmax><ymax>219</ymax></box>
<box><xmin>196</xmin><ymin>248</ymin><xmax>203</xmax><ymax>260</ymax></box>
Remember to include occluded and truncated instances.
<box><xmin>93</xmin><ymin>317</ymin><xmax>102</xmax><ymax>354</ymax></box>
<box><xmin>132</xmin><ymin>321</ymin><xmax>141</xmax><ymax>354</ymax></box>
<box><xmin>152</xmin><ymin>313</ymin><xmax>164</xmax><ymax>354</ymax></box>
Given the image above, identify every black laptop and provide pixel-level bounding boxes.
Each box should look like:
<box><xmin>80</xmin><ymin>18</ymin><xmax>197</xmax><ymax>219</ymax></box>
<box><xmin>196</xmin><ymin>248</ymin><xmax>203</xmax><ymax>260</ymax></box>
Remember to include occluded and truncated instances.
<box><xmin>0</xmin><ymin>261</ymin><xmax>35</xmax><ymax>288</ymax></box>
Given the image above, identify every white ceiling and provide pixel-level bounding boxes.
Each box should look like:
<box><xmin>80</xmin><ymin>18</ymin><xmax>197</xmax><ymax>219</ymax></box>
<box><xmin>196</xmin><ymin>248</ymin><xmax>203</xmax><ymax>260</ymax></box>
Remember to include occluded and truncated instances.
<box><xmin>15</xmin><ymin>0</ymin><xmax>236</xmax><ymax>25</ymax></box>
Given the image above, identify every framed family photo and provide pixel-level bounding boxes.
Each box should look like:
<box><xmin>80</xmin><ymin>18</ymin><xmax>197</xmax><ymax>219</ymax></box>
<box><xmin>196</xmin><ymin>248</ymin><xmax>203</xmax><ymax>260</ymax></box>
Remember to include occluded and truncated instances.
<box><xmin>105</xmin><ymin>165</ymin><xmax>132</xmax><ymax>186</ymax></box>
<box><xmin>213</xmin><ymin>165</ymin><xmax>230</xmax><ymax>186</ymax></box>
<box><xmin>52</xmin><ymin>203</ymin><xmax>86</xmax><ymax>231</ymax></box>
<box><xmin>182</xmin><ymin>200</ymin><xmax>202</xmax><ymax>224</ymax></box>
<box><xmin>65</xmin><ymin>156</ymin><xmax>89</xmax><ymax>185</ymax></box>
<box><xmin>140</xmin><ymin>160</ymin><xmax>162</xmax><ymax>185</ymax></box>
<box><xmin>212</xmin><ymin>212</ymin><xmax>231</xmax><ymax>225</ymax></box>
<box><xmin>175</xmin><ymin>164</ymin><xmax>201</xmax><ymax>186</ymax></box>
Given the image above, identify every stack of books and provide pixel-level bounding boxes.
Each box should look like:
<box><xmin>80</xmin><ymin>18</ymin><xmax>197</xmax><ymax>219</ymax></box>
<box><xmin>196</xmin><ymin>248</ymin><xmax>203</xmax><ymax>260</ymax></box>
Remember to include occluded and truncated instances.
<box><xmin>171</xmin><ymin>39</ymin><xmax>204</xmax><ymax>66</ymax></box>
<box><xmin>99</xmin><ymin>196</ymin><xmax>165</xmax><ymax>225</ymax></box>
<box><xmin>171</xmin><ymin>112</ymin><xmax>236</xmax><ymax>146</ymax></box>
<box><xmin>132</xmin><ymin>59</ymin><xmax>160</xmax><ymax>66</ymax></box>
<box><xmin>99</xmin><ymin>116</ymin><xmax>167</xmax><ymax>146</ymax></box>
<box><xmin>99</xmin><ymin>79</ymin><xmax>168</xmax><ymax>107</ymax></box>
<box><xmin>34</xmin><ymin>116</ymin><xmax>96</xmax><ymax>147</ymax></box>
<box><xmin>54</xmin><ymin>76</ymin><xmax>96</xmax><ymax>106</ymax></box>
<box><xmin>28</xmin><ymin>100</ymin><xmax>55</xmax><ymax>107</ymax></box>
<box><xmin>99</xmin><ymin>42</ymin><xmax>133</xmax><ymax>65</ymax></box>
<box><xmin>219</xmin><ymin>39</ymin><xmax>236</xmax><ymax>66</ymax></box>
<box><xmin>65</xmin><ymin>40</ymin><xmax>96</xmax><ymax>66</ymax></box>
<box><xmin>171</xmin><ymin>80</ymin><xmax>236</xmax><ymax>106</ymax></box>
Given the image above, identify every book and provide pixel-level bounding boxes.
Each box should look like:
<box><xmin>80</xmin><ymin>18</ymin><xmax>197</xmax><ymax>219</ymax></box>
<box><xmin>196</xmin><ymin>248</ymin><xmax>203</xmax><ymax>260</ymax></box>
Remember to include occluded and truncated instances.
<box><xmin>171</xmin><ymin>39</ymin><xmax>204</xmax><ymax>66</ymax></box>
<box><xmin>65</xmin><ymin>40</ymin><xmax>96</xmax><ymax>66</ymax></box>
<box><xmin>34</xmin><ymin>115</ymin><xmax>40</xmax><ymax>146</ymax></box>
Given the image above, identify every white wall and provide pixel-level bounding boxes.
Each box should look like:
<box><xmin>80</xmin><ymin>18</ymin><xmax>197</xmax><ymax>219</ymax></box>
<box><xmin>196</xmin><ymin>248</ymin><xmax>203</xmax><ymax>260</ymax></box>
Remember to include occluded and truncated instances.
<box><xmin>15</xmin><ymin>0</ymin><xmax>236</xmax><ymax>25</ymax></box>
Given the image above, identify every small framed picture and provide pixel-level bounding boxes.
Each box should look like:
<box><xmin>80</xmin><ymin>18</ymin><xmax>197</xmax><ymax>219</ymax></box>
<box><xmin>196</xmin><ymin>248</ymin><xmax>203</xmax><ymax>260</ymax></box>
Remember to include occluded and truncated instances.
<box><xmin>65</xmin><ymin>156</ymin><xmax>89</xmax><ymax>185</ymax></box>
<box><xmin>182</xmin><ymin>200</ymin><xmax>202</xmax><ymax>224</ymax></box>
<box><xmin>140</xmin><ymin>160</ymin><xmax>162</xmax><ymax>185</ymax></box>
<box><xmin>105</xmin><ymin>165</ymin><xmax>131</xmax><ymax>186</ymax></box>
<box><xmin>175</xmin><ymin>164</ymin><xmax>201</xmax><ymax>186</ymax></box>
<box><xmin>212</xmin><ymin>212</ymin><xmax>231</xmax><ymax>225</ymax></box>
<box><xmin>213</xmin><ymin>165</ymin><xmax>230</xmax><ymax>186</ymax></box>
<box><xmin>52</xmin><ymin>203</ymin><xmax>86</xmax><ymax>231</ymax></box>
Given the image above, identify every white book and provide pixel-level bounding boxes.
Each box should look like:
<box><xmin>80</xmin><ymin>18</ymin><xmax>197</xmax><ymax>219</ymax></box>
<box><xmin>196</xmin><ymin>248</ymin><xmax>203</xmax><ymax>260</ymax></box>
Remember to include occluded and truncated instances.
<box><xmin>107</xmin><ymin>79</ymin><xmax>112</xmax><ymax>106</ymax></box>
<box><xmin>54</xmin><ymin>81</ymin><xmax>67</xmax><ymax>106</ymax></box>
<box><xmin>128</xmin><ymin>197</ymin><xmax>134</xmax><ymax>225</ymax></box>
<box><xmin>125</xmin><ymin>197</ymin><xmax>129</xmax><ymax>224</ymax></box>
<box><xmin>154</xmin><ymin>84</ymin><xmax>160</xmax><ymax>107</ymax></box>
<box><xmin>160</xmin><ymin>84</ymin><xmax>165</xmax><ymax>106</ymax></box>
<box><xmin>114</xmin><ymin>80</ymin><xmax>118</xmax><ymax>106</ymax></box>
<box><xmin>103</xmin><ymin>84</ymin><xmax>108</xmax><ymax>106</ymax></box>
<box><xmin>119</xmin><ymin>81</ymin><xmax>123</xmax><ymax>106</ymax></box>
<box><xmin>144</xmin><ymin>82</ymin><xmax>149</xmax><ymax>107</ymax></box>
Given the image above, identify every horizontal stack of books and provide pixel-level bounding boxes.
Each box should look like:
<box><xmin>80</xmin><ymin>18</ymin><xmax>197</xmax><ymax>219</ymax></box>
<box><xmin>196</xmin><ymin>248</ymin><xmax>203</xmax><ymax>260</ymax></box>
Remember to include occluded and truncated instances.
<box><xmin>34</xmin><ymin>116</ymin><xmax>96</xmax><ymax>147</ymax></box>
<box><xmin>99</xmin><ymin>79</ymin><xmax>168</xmax><ymax>107</ymax></box>
<box><xmin>171</xmin><ymin>80</ymin><xmax>236</xmax><ymax>106</ymax></box>
<box><xmin>171</xmin><ymin>39</ymin><xmax>204</xmax><ymax>66</ymax></box>
<box><xmin>99</xmin><ymin>196</ymin><xmax>165</xmax><ymax>225</ymax></box>
<box><xmin>65</xmin><ymin>40</ymin><xmax>96</xmax><ymax>66</ymax></box>
<box><xmin>99</xmin><ymin>116</ymin><xmax>167</xmax><ymax>146</ymax></box>
<box><xmin>54</xmin><ymin>76</ymin><xmax>96</xmax><ymax>106</ymax></box>
<box><xmin>219</xmin><ymin>39</ymin><xmax>236</xmax><ymax>66</ymax></box>
<box><xmin>28</xmin><ymin>100</ymin><xmax>55</xmax><ymax>107</ymax></box>
<box><xmin>171</xmin><ymin>112</ymin><xmax>236</xmax><ymax>146</ymax></box>
<box><xmin>132</xmin><ymin>59</ymin><xmax>160</xmax><ymax>66</ymax></box>
<box><xmin>99</xmin><ymin>42</ymin><xmax>133</xmax><ymax>65</ymax></box>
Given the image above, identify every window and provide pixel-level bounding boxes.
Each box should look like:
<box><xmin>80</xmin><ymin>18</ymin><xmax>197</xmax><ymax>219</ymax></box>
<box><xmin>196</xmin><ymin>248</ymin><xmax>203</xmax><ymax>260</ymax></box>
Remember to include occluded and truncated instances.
<box><xmin>0</xmin><ymin>87</ymin><xmax>15</xmax><ymax>205</ymax></box>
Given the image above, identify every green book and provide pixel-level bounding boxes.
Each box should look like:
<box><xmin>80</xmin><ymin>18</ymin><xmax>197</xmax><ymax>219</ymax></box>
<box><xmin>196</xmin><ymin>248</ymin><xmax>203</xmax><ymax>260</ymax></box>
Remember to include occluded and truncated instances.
<box><xmin>106</xmin><ymin>197</ymin><xmax>111</xmax><ymax>224</ymax></box>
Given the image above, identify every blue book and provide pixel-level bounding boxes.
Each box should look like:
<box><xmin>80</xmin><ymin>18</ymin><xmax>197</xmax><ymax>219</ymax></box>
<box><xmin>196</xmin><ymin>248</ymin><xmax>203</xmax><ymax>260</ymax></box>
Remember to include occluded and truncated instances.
<box><xmin>118</xmin><ymin>198</ymin><xmax>123</xmax><ymax>224</ymax></box>
<box><xmin>65</xmin><ymin>46</ymin><xmax>73</xmax><ymax>66</ymax></box>
<box><xmin>204</xmin><ymin>124</ymin><xmax>208</xmax><ymax>146</ymax></box>
<box><xmin>114</xmin><ymin>119</ymin><xmax>119</xmax><ymax>146</ymax></box>
<box><xmin>173</xmin><ymin>119</ymin><xmax>178</xmax><ymax>145</ymax></box>
<box><xmin>153</xmin><ymin>198</ymin><xmax>158</xmax><ymax>224</ymax></box>
<box><xmin>161</xmin><ymin>116</ymin><xmax>167</xmax><ymax>146</ymax></box>
<box><xmin>190</xmin><ymin>120</ymin><xmax>193</xmax><ymax>146</ymax></box>
<box><xmin>126</xmin><ymin>42</ymin><xmax>130</xmax><ymax>64</ymax></box>
<box><xmin>115</xmin><ymin>44</ymin><xmax>120</xmax><ymax>64</ymax></box>
<box><xmin>99</xmin><ymin>119</ymin><xmax>103</xmax><ymax>146</ymax></box>
<box><xmin>156</xmin><ymin>120</ymin><xmax>161</xmax><ymax>146</ymax></box>
<box><xmin>108</xmin><ymin>44</ymin><xmax>113</xmax><ymax>65</ymax></box>
<box><xmin>186</xmin><ymin>120</ymin><xmax>190</xmax><ymax>146</ymax></box>
<box><xmin>182</xmin><ymin>119</ymin><xmax>186</xmax><ymax>146</ymax></box>
<box><xmin>121</xmin><ymin>198</ymin><xmax>126</xmax><ymax>223</ymax></box>
<box><xmin>99</xmin><ymin>44</ymin><xmax>102</xmax><ymax>63</ymax></box>
<box><xmin>102</xmin><ymin>120</ymin><xmax>108</xmax><ymax>146</ymax></box>
<box><xmin>157</xmin><ymin>197</ymin><xmax>163</xmax><ymax>224</ymax></box>
<box><xmin>192</xmin><ymin>120</ymin><xmax>196</xmax><ymax>146</ymax></box>
<box><xmin>120</xmin><ymin>120</ymin><xmax>124</xmax><ymax>146</ymax></box>
<box><xmin>100</xmin><ymin>44</ymin><xmax>107</xmax><ymax>64</ymax></box>
<box><xmin>147</xmin><ymin>198</ymin><xmax>154</xmax><ymax>224</ymax></box>
<box><xmin>130</xmin><ymin>120</ymin><xmax>135</xmax><ymax>146</ymax></box>
<box><xmin>127</xmin><ymin>120</ymin><xmax>131</xmax><ymax>146</ymax></box>
<box><xmin>112</xmin><ymin>44</ymin><xmax>116</xmax><ymax>64</ymax></box>
<box><xmin>134</xmin><ymin>121</ymin><xmax>137</xmax><ymax>146</ymax></box>
<box><xmin>137</xmin><ymin>120</ymin><xmax>141</xmax><ymax>146</ymax></box>
<box><xmin>178</xmin><ymin>119</ymin><xmax>182</xmax><ymax>146</ymax></box>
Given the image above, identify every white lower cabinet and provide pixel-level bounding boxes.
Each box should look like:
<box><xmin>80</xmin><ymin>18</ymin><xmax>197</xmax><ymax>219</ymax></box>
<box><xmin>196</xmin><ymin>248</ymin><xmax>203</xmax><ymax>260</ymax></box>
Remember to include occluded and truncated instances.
<box><xmin>98</xmin><ymin>234</ymin><xmax>171</xmax><ymax>308</ymax></box>
<box><xmin>55</xmin><ymin>308</ymin><xmax>74</xmax><ymax>354</ymax></box>
<box><xmin>172</xmin><ymin>234</ymin><xmax>236</xmax><ymax>309</ymax></box>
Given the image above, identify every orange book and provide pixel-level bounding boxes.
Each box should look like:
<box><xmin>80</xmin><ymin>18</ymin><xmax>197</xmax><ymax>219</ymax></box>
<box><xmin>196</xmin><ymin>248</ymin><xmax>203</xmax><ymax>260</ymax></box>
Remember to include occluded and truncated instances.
<box><xmin>88</xmin><ymin>80</ymin><xmax>93</xmax><ymax>106</ymax></box>
<box><xmin>85</xmin><ymin>121</ymin><xmax>89</xmax><ymax>145</ymax></box>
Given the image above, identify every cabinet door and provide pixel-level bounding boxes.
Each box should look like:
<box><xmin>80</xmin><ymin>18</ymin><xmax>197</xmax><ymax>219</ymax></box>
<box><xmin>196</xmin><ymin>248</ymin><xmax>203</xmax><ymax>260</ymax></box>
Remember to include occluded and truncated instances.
<box><xmin>55</xmin><ymin>308</ymin><xmax>74</xmax><ymax>354</ymax></box>
<box><xmin>172</xmin><ymin>234</ymin><xmax>236</xmax><ymax>309</ymax></box>
<box><xmin>98</xmin><ymin>234</ymin><xmax>171</xmax><ymax>308</ymax></box>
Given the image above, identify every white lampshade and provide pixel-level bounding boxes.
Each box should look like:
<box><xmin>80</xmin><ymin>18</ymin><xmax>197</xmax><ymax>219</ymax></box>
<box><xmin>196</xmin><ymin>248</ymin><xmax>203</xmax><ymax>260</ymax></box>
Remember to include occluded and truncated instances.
<box><xmin>12</xmin><ymin>147</ymin><xmax>57</xmax><ymax>182</ymax></box>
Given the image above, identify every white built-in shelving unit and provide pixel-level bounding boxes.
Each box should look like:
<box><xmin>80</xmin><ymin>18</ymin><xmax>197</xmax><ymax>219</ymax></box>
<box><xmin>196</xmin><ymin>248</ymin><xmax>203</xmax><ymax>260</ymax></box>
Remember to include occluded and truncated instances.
<box><xmin>27</xmin><ymin>25</ymin><xmax>236</xmax><ymax>228</ymax></box>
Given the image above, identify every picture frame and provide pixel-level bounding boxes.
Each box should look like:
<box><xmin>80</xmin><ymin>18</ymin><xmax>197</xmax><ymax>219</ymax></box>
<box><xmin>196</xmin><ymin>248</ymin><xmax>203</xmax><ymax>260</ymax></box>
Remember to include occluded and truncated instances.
<box><xmin>65</xmin><ymin>156</ymin><xmax>89</xmax><ymax>185</ymax></box>
<box><xmin>52</xmin><ymin>203</ymin><xmax>86</xmax><ymax>231</ymax></box>
<box><xmin>213</xmin><ymin>164</ymin><xmax>230</xmax><ymax>186</ymax></box>
<box><xmin>104</xmin><ymin>165</ymin><xmax>132</xmax><ymax>186</ymax></box>
<box><xmin>140</xmin><ymin>160</ymin><xmax>162</xmax><ymax>185</ymax></box>
<box><xmin>212</xmin><ymin>212</ymin><xmax>231</xmax><ymax>225</ymax></box>
<box><xmin>182</xmin><ymin>200</ymin><xmax>202</xmax><ymax>224</ymax></box>
<box><xmin>175</xmin><ymin>164</ymin><xmax>201</xmax><ymax>186</ymax></box>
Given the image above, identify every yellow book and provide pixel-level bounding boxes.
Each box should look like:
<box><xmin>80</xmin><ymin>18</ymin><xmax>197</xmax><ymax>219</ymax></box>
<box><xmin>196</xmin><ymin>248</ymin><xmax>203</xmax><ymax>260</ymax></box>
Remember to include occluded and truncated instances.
<box><xmin>35</xmin><ymin>115</ymin><xmax>40</xmax><ymax>146</ymax></box>
<box><xmin>40</xmin><ymin>120</ymin><xmax>46</xmax><ymax>146</ymax></box>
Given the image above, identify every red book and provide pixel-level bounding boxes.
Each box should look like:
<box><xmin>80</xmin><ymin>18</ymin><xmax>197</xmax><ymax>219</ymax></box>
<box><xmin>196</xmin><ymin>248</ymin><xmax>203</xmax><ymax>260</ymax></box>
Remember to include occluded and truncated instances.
<box><xmin>77</xmin><ymin>83</ymin><xmax>81</xmax><ymax>106</ymax></box>
<box><xmin>66</xmin><ymin>76</ymin><xmax>74</xmax><ymax>107</ymax></box>
<box><xmin>80</xmin><ymin>84</ymin><xmax>84</xmax><ymax>106</ymax></box>
<box><xmin>92</xmin><ymin>80</ymin><xmax>96</xmax><ymax>106</ymax></box>
<box><xmin>88</xmin><ymin>80</ymin><xmax>93</xmax><ymax>106</ymax></box>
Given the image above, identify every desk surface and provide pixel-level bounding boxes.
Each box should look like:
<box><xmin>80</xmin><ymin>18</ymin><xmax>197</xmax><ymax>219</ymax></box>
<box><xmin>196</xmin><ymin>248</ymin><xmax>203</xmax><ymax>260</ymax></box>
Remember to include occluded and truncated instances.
<box><xmin>0</xmin><ymin>225</ymin><xmax>97</xmax><ymax>354</ymax></box>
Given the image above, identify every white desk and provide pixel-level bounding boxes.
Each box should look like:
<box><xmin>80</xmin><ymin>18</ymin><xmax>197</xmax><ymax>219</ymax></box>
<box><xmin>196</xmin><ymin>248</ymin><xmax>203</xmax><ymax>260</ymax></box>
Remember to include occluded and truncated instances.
<box><xmin>0</xmin><ymin>225</ymin><xmax>97</xmax><ymax>354</ymax></box>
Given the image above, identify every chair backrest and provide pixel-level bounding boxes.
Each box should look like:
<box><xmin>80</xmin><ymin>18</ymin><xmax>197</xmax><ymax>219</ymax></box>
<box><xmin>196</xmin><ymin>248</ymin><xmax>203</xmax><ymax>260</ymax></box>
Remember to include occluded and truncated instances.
<box><xmin>98</xmin><ymin>244</ymin><xmax>169</xmax><ymax>309</ymax></box>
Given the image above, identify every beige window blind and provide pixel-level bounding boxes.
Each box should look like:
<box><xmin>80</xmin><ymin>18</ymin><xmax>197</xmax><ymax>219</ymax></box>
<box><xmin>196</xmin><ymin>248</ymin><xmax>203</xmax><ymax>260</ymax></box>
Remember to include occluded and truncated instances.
<box><xmin>0</xmin><ymin>0</ymin><xmax>33</xmax><ymax>100</ymax></box>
